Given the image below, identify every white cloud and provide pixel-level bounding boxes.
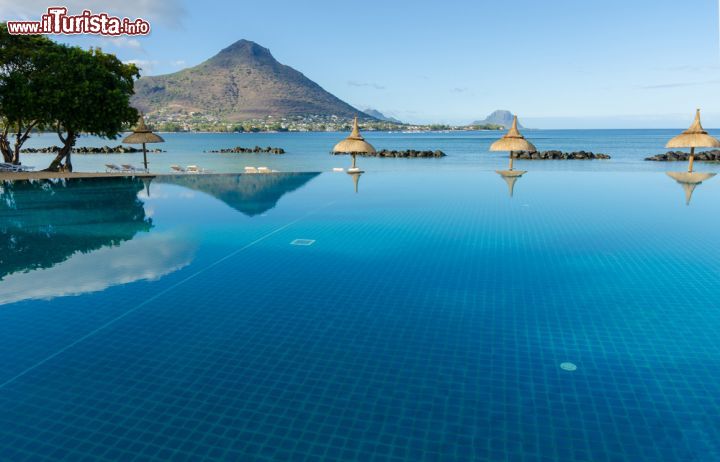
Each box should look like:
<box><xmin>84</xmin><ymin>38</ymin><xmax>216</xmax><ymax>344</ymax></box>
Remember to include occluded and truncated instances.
<box><xmin>0</xmin><ymin>232</ymin><xmax>195</xmax><ymax>305</ymax></box>
<box><xmin>124</xmin><ymin>59</ymin><xmax>159</xmax><ymax>74</ymax></box>
<box><xmin>348</xmin><ymin>80</ymin><xmax>386</xmax><ymax>90</ymax></box>
<box><xmin>0</xmin><ymin>0</ymin><xmax>186</xmax><ymax>27</ymax></box>
<box><xmin>104</xmin><ymin>36</ymin><xmax>143</xmax><ymax>49</ymax></box>
<box><xmin>172</xmin><ymin>60</ymin><xmax>186</xmax><ymax>67</ymax></box>
<box><xmin>639</xmin><ymin>79</ymin><xmax>720</xmax><ymax>90</ymax></box>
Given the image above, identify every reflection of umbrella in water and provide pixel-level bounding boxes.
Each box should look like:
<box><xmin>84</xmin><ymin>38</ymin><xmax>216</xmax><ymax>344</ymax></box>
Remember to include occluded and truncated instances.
<box><xmin>666</xmin><ymin>171</ymin><xmax>716</xmax><ymax>205</ymax></box>
<box><xmin>122</xmin><ymin>114</ymin><xmax>165</xmax><ymax>171</ymax></box>
<box><xmin>497</xmin><ymin>170</ymin><xmax>524</xmax><ymax>197</ymax></box>
<box><xmin>141</xmin><ymin>176</ymin><xmax>154</xmax><ymax>197</ymax></box>
<box><xmin>349</xmin><ymin>171</ymin><xmax>362</xmax><ymax>193</ymax></box>
<box><xmin>490</xmin><ymin>115</ymin><xmax>535</xmax><ymax>196</ymax></box>
<box><xmin>666</xmin><ymin>109</ymin><xmax>720</xmax><ymax>173</ymax></box>
<box><xmin>332</xmin><ymin>116</ymin><xmax>376</xmax><ymax>174</ymax></box>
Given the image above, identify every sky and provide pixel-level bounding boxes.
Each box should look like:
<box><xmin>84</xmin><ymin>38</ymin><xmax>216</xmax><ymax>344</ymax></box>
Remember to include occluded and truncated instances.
<box><xmin>2</xmin><ymin>0</ymin><xmax>720</xmax><ymax>128</ymax></box>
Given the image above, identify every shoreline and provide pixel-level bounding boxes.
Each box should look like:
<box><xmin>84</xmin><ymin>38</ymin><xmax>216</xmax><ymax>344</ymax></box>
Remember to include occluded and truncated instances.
<box><xmin>0</xmin><ymin>171</ymin><xmax>157</xmax><ymax>181</ymax></box>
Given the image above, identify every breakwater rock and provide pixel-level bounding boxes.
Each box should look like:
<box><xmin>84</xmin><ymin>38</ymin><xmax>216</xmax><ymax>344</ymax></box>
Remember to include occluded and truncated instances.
<box><xmin>336</xmin><ymin>149</ymin><xmax>446</xmax><ymax>158</ymax></box>
<box><xmin>645</xmin><ymin>150</ymin><xmax>720</xmax><ymax>161</ymax></box>
<box><xmin>207</xmin><ymin>146</ymin><xmax>285</xmax><ymax>154</ymax></box>
<box><xmin>21</xmin><ymin>145</ymin><xmax>164</xmax><ymax>154</ymax></box>
<box><xmin>512</xmin><ymin>150</ymin><xmax>611</xmax><ymax>160</ymax></box>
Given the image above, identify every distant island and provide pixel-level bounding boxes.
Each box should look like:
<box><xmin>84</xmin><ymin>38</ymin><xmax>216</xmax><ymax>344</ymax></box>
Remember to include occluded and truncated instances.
<box><xmin>363</xmin><ymin>109</ymin><xmax>403</xmax><ymax>124</ymax></box>
<box><xmin>472</xmin><ymin>110</ymin><xmax>523</xmax><ymax>129</ymax></box>
<box><xmin>131</xmin><ymin>38</ymin><xmax>506</xmax><ymax>133</ymax></box>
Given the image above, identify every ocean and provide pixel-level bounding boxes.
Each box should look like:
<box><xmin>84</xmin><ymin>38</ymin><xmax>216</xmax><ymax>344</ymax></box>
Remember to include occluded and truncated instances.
<box><xmin>16</xmin><ymin>129</ymin><xmax>718</xmax><ymax>174</ymax></box>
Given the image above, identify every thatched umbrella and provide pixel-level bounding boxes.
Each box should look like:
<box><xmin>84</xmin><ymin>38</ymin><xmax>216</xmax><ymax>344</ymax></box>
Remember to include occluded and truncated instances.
<box><xmin>666</xmin><ymin>171</ymin><xmax>716</xmax><ymax>205</ymax></box>
<box><xmin>490</xmin><ymin>115</ymin><xmax>534</xmax><ymax>194</ymax></box>
<box><xmin>489</xmin><ymin>115</ymin><xmax>536</xmax><ymax>171</ymax></box>
<box><xmin>332</xmin><ymin>116</ymin><xmax>376</xmax><ymax>174</ymax></box>
<box><xmin>122</xmin><ymin>114</ymin><xmax>165</xmax><ymax>171</ymax></box>
<box><xmin>666</xmin><ymin>109</ymin><xmax>720</xmax><ymax>173</ymax></box>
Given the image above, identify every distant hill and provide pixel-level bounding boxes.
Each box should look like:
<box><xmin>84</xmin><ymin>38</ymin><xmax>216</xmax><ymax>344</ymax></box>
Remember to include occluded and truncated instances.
<box><xmin>363</xmin><ymin>109</ymin><xmax>403</xmax><ymax>124</ymax></box>
<box><xmin>472</xmin><ymin>110</ymin><xmax>522</xmax><ymax>128</ymax></box>
<box><xmin>132</xmin><ymin>40</ymin><xmax>371</xmax><ymax>121</ymax></box>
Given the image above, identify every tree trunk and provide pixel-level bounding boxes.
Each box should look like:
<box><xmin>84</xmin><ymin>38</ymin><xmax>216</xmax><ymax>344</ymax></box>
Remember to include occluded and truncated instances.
<box><xmin>45</xmin><ymin>129</ymin><xmax>76</xmax><ymax>172</ymax></box>
<box><xmin>1</xmin><ymin>122</ymin><xmax>37</xmax><ymax>165</ymax></box>
<box><xmin>12</xmin><ymin>143</ymin><xmax>21</xmax><ymax>165</ymax></box>
<box><xmin>0</xmin><ymin>137</ymin><xmax>11</xmax><ymax>163</ymax></box>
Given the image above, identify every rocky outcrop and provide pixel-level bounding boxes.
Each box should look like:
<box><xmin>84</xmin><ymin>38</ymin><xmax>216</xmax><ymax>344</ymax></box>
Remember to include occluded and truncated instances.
<box><xmin>512</xmin><ymin>150</ymin><xmax>610</xmax><ymax>160</ymax></box>
<box><xmin>21</xmin><ymin>145</ymin><xmax>164</xmax><ymax>154</ymax></box>
<box><xmin>645</xmin><ymin>150</ymin><xmax>720</xmax><ymax>161</ymax></box>
<box><xmin>207</xmin><ymin>146</ymin><xmax>285</xmax><ymax>154</ymax></box>
<box><xmin>340</xmin><ymin>149</ymin><xmax>446</xmax><ymax>158</ymax></box>
<box><xmin>473</xmin><ymin>110</ymin><xmax>519</xmax><ymax>129</ymax></box>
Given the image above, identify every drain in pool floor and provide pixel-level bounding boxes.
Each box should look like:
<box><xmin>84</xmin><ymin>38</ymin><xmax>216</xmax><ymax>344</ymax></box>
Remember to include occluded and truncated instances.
<box><xmin>290</xmin><ymin>239</ymin><xmax>316</xmax><ymax>246</ymax></box>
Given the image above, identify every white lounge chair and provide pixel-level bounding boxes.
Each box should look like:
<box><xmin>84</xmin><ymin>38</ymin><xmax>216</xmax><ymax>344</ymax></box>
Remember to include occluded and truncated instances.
<box><xmin>244</xmin><ymin>166</ymin><xmax>258</xmax><ymax>173</ymax></box>
<box><xmin>121</xmin><ymin>164</ymin><xmax>142</xmax><ymax>173</ymax></box>
<box><xmin>186</xmin><ymin>165</ymin><xmax>201</xmax><ymax>174</ymax></box>
<box><xmin>0</xmin><ymin>163</ymin><xmax>34</xmax><ymax>172</ymax></box>
<box><xmin>257</xmin><ymin>166</ymin><xmax>271</xmax><ymax>173</ymax></box>
<box><xmin>105</xmin><ymin>163</ymin><xmax>122</xmax><ymax>173</ymax></box>
<box><xmin>170</xmin><ymin>165</ymin><xmax>185</xmax><ymax>173</ymax></box>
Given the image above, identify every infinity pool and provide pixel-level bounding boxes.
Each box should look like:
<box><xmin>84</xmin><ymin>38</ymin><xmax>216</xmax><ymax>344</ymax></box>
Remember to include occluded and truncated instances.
<box><xmin>1</xmin><ymin>171</ymin><xmax>719</xmax><ymax>461</ymax></box>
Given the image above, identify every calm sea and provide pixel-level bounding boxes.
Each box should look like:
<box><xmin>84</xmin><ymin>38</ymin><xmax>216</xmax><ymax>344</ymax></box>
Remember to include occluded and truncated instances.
<box><xmin>17</xmin><ymin>129</ymin><xmax>719</xmax><ymax>173</ymax></box>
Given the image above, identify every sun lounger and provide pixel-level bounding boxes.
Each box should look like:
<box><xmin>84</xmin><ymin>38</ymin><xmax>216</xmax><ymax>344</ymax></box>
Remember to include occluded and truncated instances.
<box><xmin>170</xmin><ymin>165</ymin><xmax>185</xmax><ymax>173</ymax></box>
<box><xmin>257</xmin><ymin>166</ymin><xmax>271</xmax><ymax>173</ymax></box>
<box><xmin>0</xmin><ymin>163</ymin><xmax>34</xmax><ymax>172</ymax></box>
<box><xmin>244</xmin><ymin>166</ymin><xmax>258</xmax><ymax>173</ymax></box>
<box><xmin>186</xmin><ymin>165</ymin><xmax>200</xmax><ymax>174</ymax></box>
<box><xmin>121</xmin><ymin>164</ymin><xmax>144</xmax><ymax>173</ymax></box>
<box><xmin>105</xmin><ymin>163</ymin><xmax>122</xmax><ymax>172</ymax></box>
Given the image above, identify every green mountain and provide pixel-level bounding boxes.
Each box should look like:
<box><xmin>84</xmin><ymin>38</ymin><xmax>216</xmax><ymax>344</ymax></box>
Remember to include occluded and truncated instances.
<box><xmin>132</xmin><ymin>40</ymin><xmax>368</xmax><ymax>121</ymax></box>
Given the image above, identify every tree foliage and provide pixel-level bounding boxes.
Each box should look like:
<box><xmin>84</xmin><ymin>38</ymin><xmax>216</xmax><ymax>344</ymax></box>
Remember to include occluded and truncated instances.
<box><xmin>40</xmin><ymin>46</ymin><xmax>139</xmax><ymax>171</ymax></box>
<box><xmin>0</xmin><ymin>24</ymin><xmax>56</xmax><ymax>164</ymax></box>
<box><xmin>0</xmin><ymin>23</ymin><xmax>140</xmax><ymax>171</ymax></box>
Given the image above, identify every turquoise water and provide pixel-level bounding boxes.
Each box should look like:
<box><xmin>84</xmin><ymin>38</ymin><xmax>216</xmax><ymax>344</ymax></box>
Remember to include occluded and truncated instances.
<box><xmin>18</xmin><ymin>129</ymin><xmax>720</xmax><ymax>173</ymax></box>
<box><xmin>1</xmin><ymin>171</ymin><xmax>719</xmax><ymax>461</ymax></box>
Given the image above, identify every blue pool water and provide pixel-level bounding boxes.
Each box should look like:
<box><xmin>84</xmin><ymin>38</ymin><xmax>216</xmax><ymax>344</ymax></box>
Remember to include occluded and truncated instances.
<box><xmin>1</xmin><ymin>171</ymin><xmax>720</xmax><ymax>461</ymax></box>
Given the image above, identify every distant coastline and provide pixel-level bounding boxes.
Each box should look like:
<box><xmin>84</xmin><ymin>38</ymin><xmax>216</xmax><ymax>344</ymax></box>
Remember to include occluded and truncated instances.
<box><xmin>141</xmin><ymin>114</ymin><xmax>505</xmax><ymax>134</ymax></box>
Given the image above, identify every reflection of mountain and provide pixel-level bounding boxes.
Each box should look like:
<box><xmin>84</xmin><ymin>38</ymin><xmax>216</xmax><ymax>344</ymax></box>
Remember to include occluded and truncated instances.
<box><xmin>159</xmin><ymin>173</ymin><xmax>320</xmax><ymax>216</ymax></box>
<box><xmin>0</xmin><ymin>178</ymin><xmax>152</xmax><ymax>281</ymax></box>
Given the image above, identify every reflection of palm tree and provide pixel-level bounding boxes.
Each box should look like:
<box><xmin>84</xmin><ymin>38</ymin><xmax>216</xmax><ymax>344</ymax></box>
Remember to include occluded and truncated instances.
<box><xmin>159</xmin><ymin>173</ymin><xmax>320</xmax><ymax>216</ymax></box>
<box><xmin>0</xmin><ymin>178</ymin><xmax>152</xmax><ymax>280</ymax></box>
